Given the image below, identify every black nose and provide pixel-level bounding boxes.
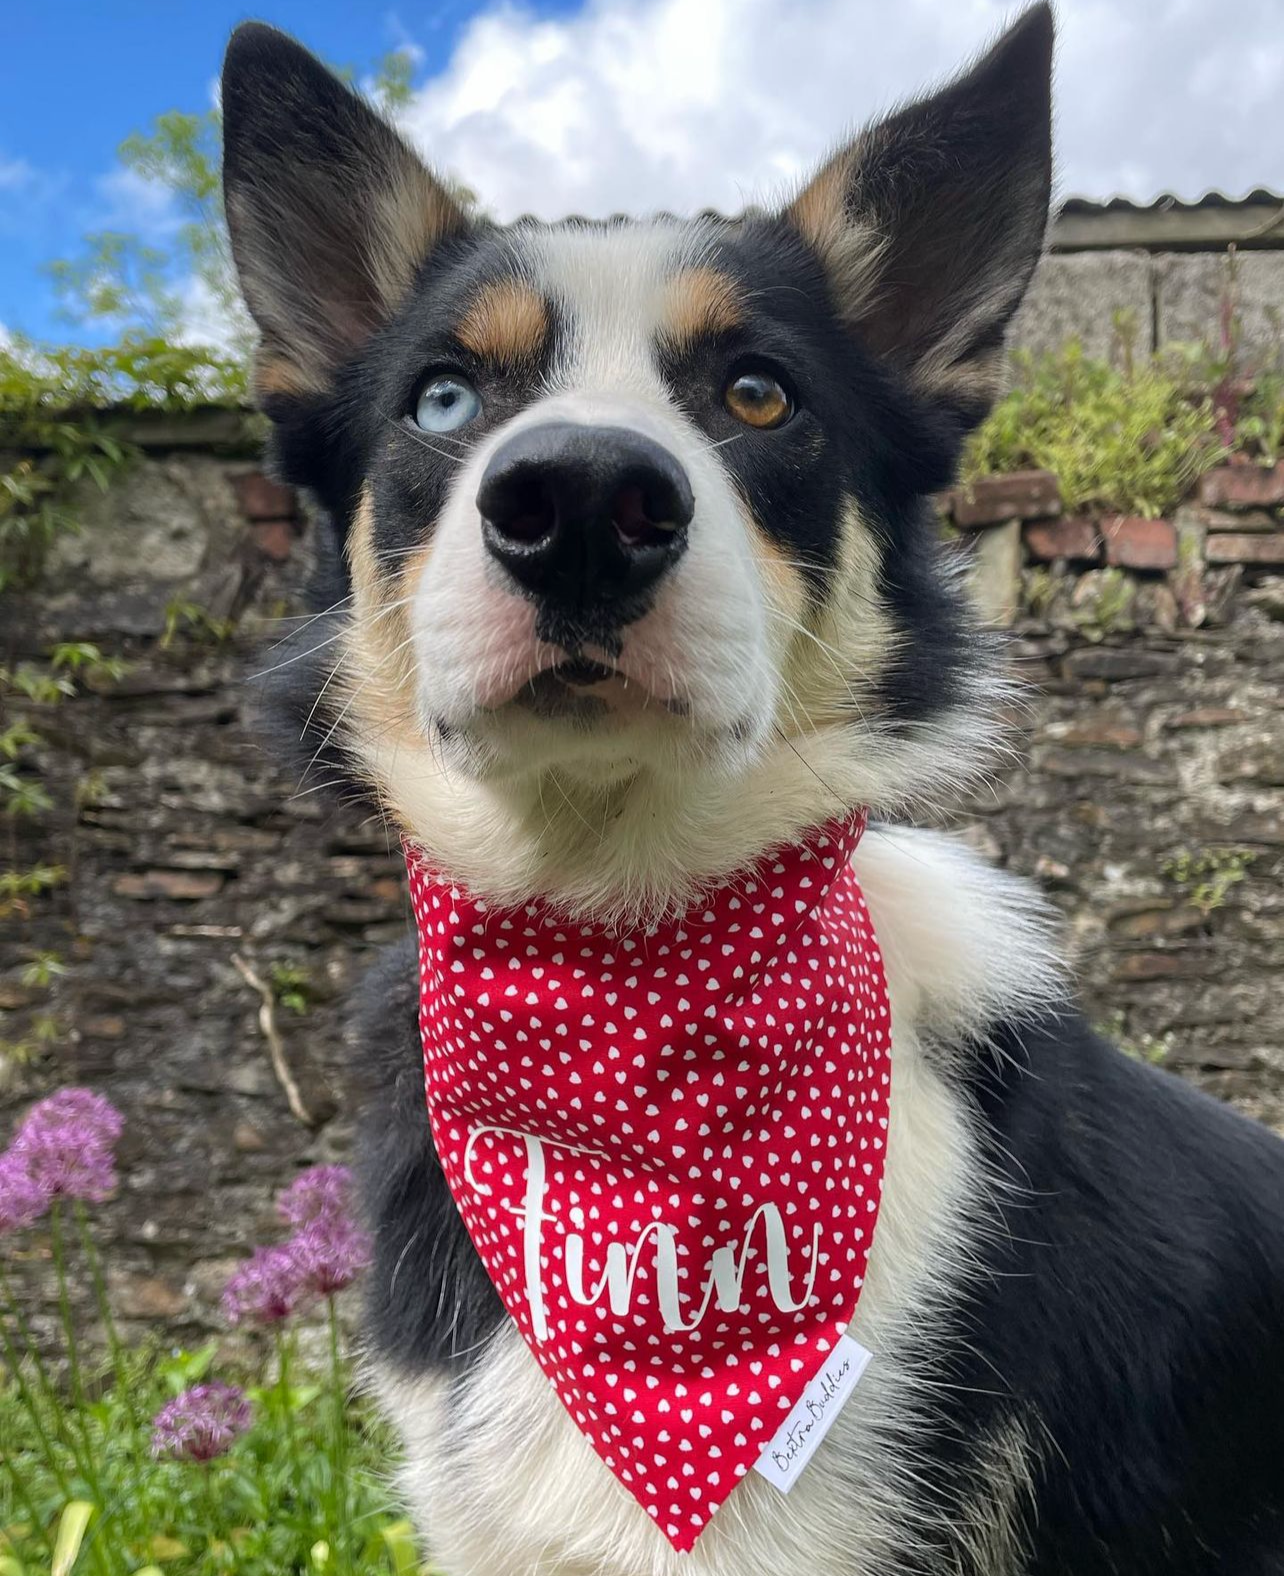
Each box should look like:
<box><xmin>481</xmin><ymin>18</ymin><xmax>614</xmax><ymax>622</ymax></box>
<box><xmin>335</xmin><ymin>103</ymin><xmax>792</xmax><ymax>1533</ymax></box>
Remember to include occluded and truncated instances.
<box><xmin>477</xmin><ymin>423</ymin><xmax>693</xmax><ymax>620</ymax></box>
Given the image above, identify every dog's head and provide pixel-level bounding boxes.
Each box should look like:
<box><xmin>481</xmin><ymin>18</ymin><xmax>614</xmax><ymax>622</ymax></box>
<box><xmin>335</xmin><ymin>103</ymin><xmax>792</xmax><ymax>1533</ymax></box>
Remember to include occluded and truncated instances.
<box><xmin>224</xmin><ymin>10</ymin><xmax>1051</xmax><ymax>911</ymax></box>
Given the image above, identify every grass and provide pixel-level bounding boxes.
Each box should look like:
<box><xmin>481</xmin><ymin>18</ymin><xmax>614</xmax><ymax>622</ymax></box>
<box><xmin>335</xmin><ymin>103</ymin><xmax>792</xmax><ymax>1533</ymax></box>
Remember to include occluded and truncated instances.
<box><xmin>0</xmin><ymin>1330</ymin><xmax>427</xmax><ymax>1576</ymax></box>
<box><xmin>0</xmin><ymin>1096</ymin><xmax>428</xmax><ymax>1576</ymax></box>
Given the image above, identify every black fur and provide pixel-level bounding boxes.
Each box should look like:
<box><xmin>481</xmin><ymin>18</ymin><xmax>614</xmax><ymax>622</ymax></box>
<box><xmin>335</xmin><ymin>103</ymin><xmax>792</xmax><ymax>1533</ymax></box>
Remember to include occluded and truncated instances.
<box><xmin>353</xmin><ymin>985</ymin><xmax>1284</xmax><ymax>1572</ymax></box>
<box><xmin>941</xmin><ymin>1013</ymin><xmax>1284</xmax><ymax>1574</ymax></box>
<box><xmin>225</xmin><ymin>12</ymin><xmax>1284</xmax><ymax>1571</ymax></box>
<box><xmin>351</xmin><ymin>941</ymin><xmax>504</xmax><ymax>1370</ymax></box>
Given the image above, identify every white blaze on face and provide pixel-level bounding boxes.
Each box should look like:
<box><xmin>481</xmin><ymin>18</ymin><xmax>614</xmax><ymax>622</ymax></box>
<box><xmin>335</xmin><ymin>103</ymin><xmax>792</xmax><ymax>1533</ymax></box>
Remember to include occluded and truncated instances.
<box><xmin>407</xmin><ymin>219</ymin><xmax>779</xmax><ymax>774</ymax></box>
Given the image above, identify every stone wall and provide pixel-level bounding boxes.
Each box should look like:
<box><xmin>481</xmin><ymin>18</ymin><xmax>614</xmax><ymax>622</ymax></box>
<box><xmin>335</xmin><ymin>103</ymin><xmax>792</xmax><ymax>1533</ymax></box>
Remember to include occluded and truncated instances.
<box><xmin>2</xmin><ymin>435</ymin><xmax>1282</xmax><ymax>1346</ymax></box>
<box><xmin>1011</xmin><ymin>248</ymin><xmax>1284</xmax><ymax>365</ymax></box>
<box><xmin>939</xmin><ymin>463</ymin><xmax>1284</xmax><ymax>1127</ymax></box>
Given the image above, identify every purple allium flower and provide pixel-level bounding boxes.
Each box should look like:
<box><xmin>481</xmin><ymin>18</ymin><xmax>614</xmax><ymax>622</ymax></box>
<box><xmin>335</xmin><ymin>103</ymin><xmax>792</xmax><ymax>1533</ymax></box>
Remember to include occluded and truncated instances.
<box><xmin>0</xmin><ymin>1152</ymin><xmax>47</xmax><ymax>1234</ymax></box>
<box><xmin>276</xmin><ymin>1164</ymin><xmax>354</xmax><ymax>1229</ymax></box>
<box><xmin>287</xmin><ymin>1214</ymin><xmax>373</xmax><ymax>1297</ymax></box>
<box><xmin>8</xmin><ymin>1086</ymin><xmax>123</xmax><ymax>1206</ymax></box>
<box><xmin>222</xmin><ymin>1241</ymin><xmax>310</xmax><ymax>1326</ymax></box>
<box><xmin>17</xmin><ymin>1088</ymin><xmax>124</xmax><ymax>1149</ymax></box>
<box><xmin>151</xmin><ymin>1382</ymin><xmax>252</xmax><ymax>1463</ymax></box>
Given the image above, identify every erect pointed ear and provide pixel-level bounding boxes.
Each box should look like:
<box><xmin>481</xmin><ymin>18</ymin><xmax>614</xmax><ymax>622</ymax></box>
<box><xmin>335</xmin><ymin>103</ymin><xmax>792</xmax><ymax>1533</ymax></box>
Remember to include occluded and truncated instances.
<box><xmin>221</xmin><ymin>23</ymin><xmax>469</xmax><ymax>405</ymax></box>
<box><xmin>785</xmin><ymin>4</ymin><xmax>1053</xmax><ymax>432</ymax></box>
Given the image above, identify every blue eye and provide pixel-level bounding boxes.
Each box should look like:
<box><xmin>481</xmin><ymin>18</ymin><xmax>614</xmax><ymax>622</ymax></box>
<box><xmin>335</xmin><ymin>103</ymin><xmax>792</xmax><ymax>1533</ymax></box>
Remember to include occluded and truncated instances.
<box><xmin>413</xmin><ymin>374</ymin><xmax>481</xmax><ymax>433</ymax></box>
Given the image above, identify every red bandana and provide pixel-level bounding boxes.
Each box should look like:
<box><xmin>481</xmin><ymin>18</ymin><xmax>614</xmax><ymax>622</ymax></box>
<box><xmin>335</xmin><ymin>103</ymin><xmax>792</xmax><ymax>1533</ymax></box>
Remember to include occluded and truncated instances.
<box><xmin>407</xmin><ymin>814</ymin><xmax>891</xmax><ymax>1551</ymax></box>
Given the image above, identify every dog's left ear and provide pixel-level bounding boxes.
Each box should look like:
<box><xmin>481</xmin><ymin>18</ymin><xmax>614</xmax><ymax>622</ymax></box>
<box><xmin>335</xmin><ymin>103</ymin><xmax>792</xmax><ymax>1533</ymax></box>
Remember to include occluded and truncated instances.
<box><xmin>221</xmin><ymin>23</ymin><xmax>470</xmax><ymax>408</ymax></box>
<box><xmin>786</xmin><ymin>3</ymin><xmax>1052</xmax><ymax>431</ymax></box>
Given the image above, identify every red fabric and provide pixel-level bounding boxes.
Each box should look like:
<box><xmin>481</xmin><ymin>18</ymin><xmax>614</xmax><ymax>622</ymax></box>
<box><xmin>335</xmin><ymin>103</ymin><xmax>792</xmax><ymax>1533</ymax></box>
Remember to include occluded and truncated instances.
<box><xmin>407</xmin><ymin>814</ymin><xmax>891</xmax><ymax>1550</ymax></box>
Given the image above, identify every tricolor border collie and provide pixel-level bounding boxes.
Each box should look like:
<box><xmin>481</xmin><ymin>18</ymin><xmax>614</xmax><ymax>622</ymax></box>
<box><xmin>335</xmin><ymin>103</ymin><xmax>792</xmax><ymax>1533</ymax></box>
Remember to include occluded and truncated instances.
<box><xmin>221</xmin><ymin>8</ymin><xmax>1284</xmax><ymax>1572</ymax></box>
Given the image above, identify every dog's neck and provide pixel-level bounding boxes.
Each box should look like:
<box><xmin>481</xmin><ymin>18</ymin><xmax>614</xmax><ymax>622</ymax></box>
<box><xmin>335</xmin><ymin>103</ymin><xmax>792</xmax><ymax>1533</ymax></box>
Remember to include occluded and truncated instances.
<box><xmin>351</xmin><ymin>708</ymin><xmax>1008</xmax><ymax>926</ymax></box>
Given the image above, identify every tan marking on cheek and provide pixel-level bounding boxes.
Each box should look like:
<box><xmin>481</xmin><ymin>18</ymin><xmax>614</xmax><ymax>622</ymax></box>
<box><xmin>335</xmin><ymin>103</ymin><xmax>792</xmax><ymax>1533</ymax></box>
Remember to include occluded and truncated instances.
<box><xmin>455</xmin><ymin>280</ymin><xmax>549</xmax><ymax>364</ymax></box>
<box><xmin>743</xmin><ymin>511</ymin><xmax>809</xmax><ymax>631</ymax></box>
<box><xmin>341</xmin><ymin>486</ymin><xmax>428</xmax><ymax>747</ymax></box>
<box><xmin>746</xmin><ymin>496</ymin><xmax>898</xmax><ymax>736</ymax></box>
<box><xmin>658</xmin><ymin>268</ymin><xmax>745</xmax><ymax>352</ymax></box>
<box><xmin>805</xmin><ymin>500</ymin><xmax>899</xmax><ymax>727</ymax></box>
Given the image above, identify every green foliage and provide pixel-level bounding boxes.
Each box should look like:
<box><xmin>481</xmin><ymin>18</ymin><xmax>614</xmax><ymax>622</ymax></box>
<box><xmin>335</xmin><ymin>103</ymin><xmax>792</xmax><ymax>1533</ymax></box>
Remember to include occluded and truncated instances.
<box><xmin>0</xmin><ymin>339</ymin><xmax>247</xmax><ymax>422</ymax></box>
<box><xmin>268</xmin><ymin>964</ymin><xmax>316</xmax><ymax>1017</ymax></box>
<box><xmin>1238</xmin><ymin>370</ymin><xmax>1284</xmax><ymax>465</ymax></box>
<box><xmin>0</xmin><ymin>338</ymin><xmax>246</xmax><ymax>596</ymax></box>
<box><xmin>0</xmin><ymin>646</ymin><xmax>130</xmax><ymax>1084</ymax></box>
<box><xmin>0</xmin><ymin>867</ymin><xmax>66</xmax><ymax>921</ymax></box>
<box><xmin>0</xmin><ymin>766</ymin><xmax>53</xmax><ymax>820</ymax></box>
<box><xmin>49</xmin><ymin>644</ymin><xmax>131</xmax><ymax>685</ymax></box>
<box><xmin>1</xmin><ymin>1143</ymin><xmax>429</xmax><ymax>1574</ymax></box>
<box><xmin>0</xmin><ymin>1336</ymin><xmax>429</xmax><ymax>1575</ymax></box>
<box><xmin>47</xmin><ymin>235</ymin><xmax>186</xmax><ymax>344</ymax></box>
<box><xmin>1</xmin><ymin>648</ymin><xmax>127</xmax><ymax>820</ymax></box>
<box><xmin>1071</xmin><ymin>566</ymin><xmax>1136</xmax><ymax>642</ymax></box>
<box><xmin>18</xmin><ymin>953</ymin><xmax>67</xmax><ymax>991</ymax></box>
<box><xmin>1161</xmin><ymin>846</ymin><xmax>1257</xmax><ymax>916</ymax></box>
<box><xmin>159</xmin><ymin>600</ymin><xmax>237</xmax><ymax>650</ymax></box>
<box><xmin>964</xmin><ymin>340</ymin><xmax>1225</xmax><ymax>517</ymax></box>
<box><xmin>0</xmin><ymin>665</ymin><xmax>75</xmax><ymax>706</ymax></box>
<box><xmin>1098</xmin><ymin>1009</ymin><xmax>1174</xmax><ymax>1066</ymax></box>
<box><xmin>48</xmin><ymin>105</ymin><xmax>241</xmax><ymax>349</ymax></box>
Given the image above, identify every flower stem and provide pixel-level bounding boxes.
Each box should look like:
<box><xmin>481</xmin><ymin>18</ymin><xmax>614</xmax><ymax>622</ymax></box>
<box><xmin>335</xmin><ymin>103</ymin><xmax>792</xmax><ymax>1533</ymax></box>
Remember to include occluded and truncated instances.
<box><xmin>274</xmin><ymin>1323</ymin><xmax>295</xmax><ymax>1447</ymax></box>
<box><xmin>72</xmin><ymin>1199</ymin><xmax>143</xmax><ymax>1442</ymax></box>
<box><xmin>201</xmin><ymin>1460</ymin><xmax>225</xmax><ymax>1567</ymax></box>
<box><xmin>327</xmin><ymin>1296</ymin><xmax>350</xmax><ymax>1576</ymax></box>
<box><xmin>48</xmin><ymin>1203</ymin><xmax>87</xmax><ymax>1411</ymax></box>
<box><xmin>0</xmin><ymin>1264</ymin><xmax>81</xmax><ymax>1496</ymax></box>
<box><xmin>0</xmin><ymin>1318</ymin><xmax>116</xmax><ymax>1576</ymax></box>
<box><xmin>47</xmin><ymin>1202</ymin><xmax>118</xmax><ymax>1575</ymax></box>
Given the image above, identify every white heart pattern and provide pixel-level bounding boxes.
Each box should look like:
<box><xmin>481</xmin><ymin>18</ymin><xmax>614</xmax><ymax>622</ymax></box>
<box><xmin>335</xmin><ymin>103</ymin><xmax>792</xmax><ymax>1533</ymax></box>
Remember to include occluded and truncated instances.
<box><xmin>407</xmin><ymin>813</ymin><xmax>891</xmax><ymax>1552</ymax></box>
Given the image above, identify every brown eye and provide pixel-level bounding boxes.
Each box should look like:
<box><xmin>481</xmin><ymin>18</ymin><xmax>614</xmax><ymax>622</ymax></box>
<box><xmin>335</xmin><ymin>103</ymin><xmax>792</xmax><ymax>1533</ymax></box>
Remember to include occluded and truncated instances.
<box><xmin>724</xmin><ymin>369</ymin><xmax>793</xmax><ymax>429</ymax></box>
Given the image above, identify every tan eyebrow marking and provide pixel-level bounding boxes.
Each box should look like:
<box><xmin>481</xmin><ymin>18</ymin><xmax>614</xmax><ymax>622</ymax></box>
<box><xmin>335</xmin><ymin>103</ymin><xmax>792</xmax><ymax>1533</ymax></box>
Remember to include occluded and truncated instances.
<box><xmin>658</xmin><ymin>267</ymin><xmax>745</xmax><ymax>351</ymax></box>
<box><xmin>455</xmin><ymin>279</ymin><xmax>549</xmax><ymax>364</ymax></box>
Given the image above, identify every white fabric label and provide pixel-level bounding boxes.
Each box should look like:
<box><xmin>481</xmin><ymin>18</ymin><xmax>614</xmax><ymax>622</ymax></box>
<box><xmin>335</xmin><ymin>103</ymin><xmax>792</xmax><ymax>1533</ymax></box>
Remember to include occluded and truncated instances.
<box><xmin>752</xmin><ymin>1334</ymin><xmax>873</xmax><ymax>1493</ymax></box>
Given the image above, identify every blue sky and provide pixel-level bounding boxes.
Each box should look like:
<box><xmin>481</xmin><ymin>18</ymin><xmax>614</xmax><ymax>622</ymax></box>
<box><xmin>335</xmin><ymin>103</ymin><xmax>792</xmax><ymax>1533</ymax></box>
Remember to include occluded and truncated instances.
<box><xmin>0</xmin><ymin>1</ymin><xmax>547</xmax><ymax>341</ymax></box>
<box><xmin>2</xmin><ymin>0</ymin><xmax>1282</xmax><ymax>346</ymax></box>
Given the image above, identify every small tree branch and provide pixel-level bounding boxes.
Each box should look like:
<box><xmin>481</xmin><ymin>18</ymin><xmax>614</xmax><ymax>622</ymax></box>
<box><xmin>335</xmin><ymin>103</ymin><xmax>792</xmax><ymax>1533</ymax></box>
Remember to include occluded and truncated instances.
<box><xmin>230</xmin><ymin>952</ymin><xmax>315</xmax><ymax>1127</ymax></box>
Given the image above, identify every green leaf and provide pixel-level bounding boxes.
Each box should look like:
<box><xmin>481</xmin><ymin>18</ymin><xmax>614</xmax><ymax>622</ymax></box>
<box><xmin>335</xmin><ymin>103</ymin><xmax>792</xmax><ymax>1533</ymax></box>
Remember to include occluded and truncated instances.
<box><xmin>379</xmin><ymin>1521</ymin><xmax>422</xmax><ymax>1576</ymax></box>
<box><xmin>50</xmin><ymin>1501</ymin><xmax>92</xmax><ymax>1576</ymax></box>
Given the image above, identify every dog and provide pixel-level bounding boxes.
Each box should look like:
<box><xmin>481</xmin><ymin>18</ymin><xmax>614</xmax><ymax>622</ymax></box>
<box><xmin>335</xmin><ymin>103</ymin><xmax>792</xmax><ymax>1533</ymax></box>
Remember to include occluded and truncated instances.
<box><xmin>221</xmin><ymin>8</ymin><xmax>1284</xmax><ymax>1572</ymax></box>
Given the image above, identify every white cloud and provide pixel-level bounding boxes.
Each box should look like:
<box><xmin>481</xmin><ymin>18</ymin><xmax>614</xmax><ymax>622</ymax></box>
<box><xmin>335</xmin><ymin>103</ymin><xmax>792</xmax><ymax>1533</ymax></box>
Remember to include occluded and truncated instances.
<box><xmin>0</xmin><ymin>155</ymin><xmax>33</xmax><ymax>191</ymax></box>
<box><xmin>394</xmin><ymin>0</ymin><xmax>1284</xmax><ymax>223</ymax></box>
<box><xmin>96</xmin><ymin>165</ymin><xmax>184</xmax><ymax>235</ymax></box>
<box><xmin>172</xmin><ymin>272</ymin><xmax>250</xmax><ymax>355</ymax></box>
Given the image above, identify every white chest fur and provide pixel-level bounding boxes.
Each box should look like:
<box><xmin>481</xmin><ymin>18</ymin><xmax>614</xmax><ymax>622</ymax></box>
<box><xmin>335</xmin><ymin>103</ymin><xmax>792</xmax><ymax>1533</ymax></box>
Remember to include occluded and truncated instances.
<box><xmin>370</xmin><ymin>826</ymin><xmax>1060</xmax><ymax>1576</ymax></box>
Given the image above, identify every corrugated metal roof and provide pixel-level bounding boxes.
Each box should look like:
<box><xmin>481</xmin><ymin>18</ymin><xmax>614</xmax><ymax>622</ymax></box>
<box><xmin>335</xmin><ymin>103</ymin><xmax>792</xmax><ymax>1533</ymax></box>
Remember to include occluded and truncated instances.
<box><xmin>516</xmin><ymin>190</ymin><xmax>1284</xmax><ymax>253</ymax></box>
<box><xmin>1060</xmin><ymin>187</ymin><xmax>1284</xmax><ymax>215</ymax></box>
<box><xmin>1051</xmin><ymin>188</ymin><xmax>1284</xmax><ymax>251</ymax></box>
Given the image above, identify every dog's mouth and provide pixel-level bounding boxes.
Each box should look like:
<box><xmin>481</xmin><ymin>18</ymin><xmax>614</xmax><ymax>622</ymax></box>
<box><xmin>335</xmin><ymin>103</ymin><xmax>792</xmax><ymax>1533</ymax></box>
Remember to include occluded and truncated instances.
<box><xmin>508</xmin><ymin>654</ymin><xmax>688</xmax><ymax>725</ymax></box>
<box><xmin>550</xmin><ymin>657</ymin><xmax>616</xmax><ymax>686</ymax></box>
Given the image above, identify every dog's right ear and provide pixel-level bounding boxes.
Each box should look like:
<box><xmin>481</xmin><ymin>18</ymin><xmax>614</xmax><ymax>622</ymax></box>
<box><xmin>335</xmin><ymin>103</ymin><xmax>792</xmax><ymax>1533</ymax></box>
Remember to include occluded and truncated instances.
<box><xmin>221</xmin><ymin>23</ymin><xmax>468</xmax><ymax>409</ymax></box>
<box><xmin>784</xmin><ymin>4</ymin><xmax>1052</xmax><ymax>439</ymax></box>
